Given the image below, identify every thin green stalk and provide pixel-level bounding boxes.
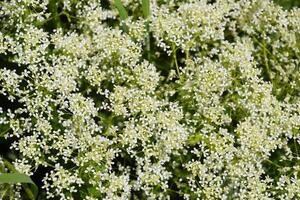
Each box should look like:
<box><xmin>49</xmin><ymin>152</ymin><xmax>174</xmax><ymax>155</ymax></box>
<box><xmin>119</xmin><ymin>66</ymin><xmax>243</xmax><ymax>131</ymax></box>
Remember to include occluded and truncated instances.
<box><xmin>252</xmin><ymin>36</ymin><xmax>277</xmax><ymax>61</ymax></box>
<box><xmin>167</xmin><ymin>188</ymin><xmax>185</xmax><ymax>196</ymax></box>
<box><xmin>185</xmin><ymin>49</ymin><xmax>190</xmax><ymax>60</ymax></box>
<box><xmin>294</xmin><ymin>130</ymin><xmax>299</xmax><ymax>158</ymax></box>
<box><xmin>0</xmin><ymin>127</ymin><xmax>11</xmax><ymax>137</ymax></box>
<box><xmin>265</xmin><ymin>159</ymin><xmax>281</xmax><ymax>169</ymax></box>
<box><xmin>49</xmin><ymin>0</ymin><xmax>62</xmax><ymax>28</ymax></box>
<box><xmin>172</xmin><ymin>43</ymin><xmax>181</xmax><ymax>79</ymax></box>
<box><xmin>144</xmin><ymin>22</ymin><xmax>150</xmax><ymax>60</ymax></box>
<box><xmin>252</xmin><ymin>35</ymin><xmax>277</xmax><ymax>83</ymax></box>
<box><xmin>262</xmin><ymin>39</ymin><xmax>272</xmax><ymax>82</ymax></box>
<box><xmin>142</xmin><ymin>0</ymin><xmax>151</xmax><ymax>60</ymax></box>
<box><xmin>0</xmin><ymin>185</ymin><xmax>10</xmax><ymax>199</ymax></box>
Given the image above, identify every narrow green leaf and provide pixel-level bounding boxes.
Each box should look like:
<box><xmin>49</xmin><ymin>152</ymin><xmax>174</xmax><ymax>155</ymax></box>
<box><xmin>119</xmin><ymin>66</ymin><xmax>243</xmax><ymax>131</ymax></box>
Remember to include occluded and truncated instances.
<box><xmin>114</xmin><ymin>0</ymin><xmax>128</xmax><ymax>20</ymax></box>
<box><xmin>0</xmin><ymin>173</ymin><xmax>32</xmax><ymax>184</ymax></box>
<box><xmin>0</xmin><ymin>173</ymin><xmax>38</xmax><ymax>200</ymax></box>
<box><xmin>2</xmin><ymin>159</ymin><xmax>38</xmax><ymax>200</ymax></box>
<box><xmin>142</xmin><ymin>0</ymin><xmax>150</xmax><ymax>18</ymax></box>
<box><xmin>114</xmin><ymin>0</ymin><xmax>129</xmax><ymax>33</ymax></box>
<box><xmin>142</xmin><ymin>0</ymin><xmax>151</xmax><ymax>59</ymax></box>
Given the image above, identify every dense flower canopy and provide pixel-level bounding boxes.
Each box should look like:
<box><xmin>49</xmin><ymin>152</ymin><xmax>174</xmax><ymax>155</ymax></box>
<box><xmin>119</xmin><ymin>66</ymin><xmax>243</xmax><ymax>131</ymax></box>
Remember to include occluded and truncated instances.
<box><xmin>0</xmin><ymin>0</ymin><xmax>299</xmax><ymax>199</ymax></box>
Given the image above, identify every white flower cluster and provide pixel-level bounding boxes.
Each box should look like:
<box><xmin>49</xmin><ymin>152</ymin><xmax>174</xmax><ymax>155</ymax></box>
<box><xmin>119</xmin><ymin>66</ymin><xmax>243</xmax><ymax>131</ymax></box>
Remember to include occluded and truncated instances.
<box><xmin>0</xmin><ymin>0</ymin><xmax>299</xmax><ymax>199</ymax></box>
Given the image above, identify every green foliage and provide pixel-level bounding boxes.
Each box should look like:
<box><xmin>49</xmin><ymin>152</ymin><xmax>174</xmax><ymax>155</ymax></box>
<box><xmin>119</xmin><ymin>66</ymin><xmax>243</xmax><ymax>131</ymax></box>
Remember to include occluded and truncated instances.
<box><xmin>114</xmin><ymin>0</ymin><xmax>129</xmax><ymax>32</ymax></box>
<box><xmin>273</xmin><ymin>0</ymin><xmax>300</xmax><ymax>9</ymax></box>
<box><xmin>0</xmin><ymin>174</ymin><xmax>37</xmax><ymax>200</ymax></box>
<box><xmin>142</xmin><ymin>0</ymin><xmax>150</xmax><ymax>19</ymax></box>
<box><xmin>114</xmin><ymin>0</ymin><xmax>128</xmax><ymax>20</ymax></box>
<box><xmin>0</xmin><ymin>158</ymin><xmax>38</xmax><ymax>200</ymax></box>
<box><xmin>0</xmin><ymin>0</ymin><xmax>300</xmax><ymax>199</ymax></box>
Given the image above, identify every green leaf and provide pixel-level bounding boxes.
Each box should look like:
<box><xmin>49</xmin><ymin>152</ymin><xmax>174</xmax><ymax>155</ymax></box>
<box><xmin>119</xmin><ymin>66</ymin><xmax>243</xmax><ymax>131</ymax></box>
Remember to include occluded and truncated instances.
<box><xmin>0</xmin><ymin>173</ymin><xmax>33</xmax><ymax>184</ymax></box>
<box><xmin>142</xmin><ymin>0</ymin><xmax>150</xmax><ymax>18</ymax></box>
<box><xmin>187</xmin><ymin>133</ymin><xmax>209</xmax><ymax>146</ymax></box>
<box><xmin>187</xmin><ymin>134</ymin><xmax>202</xmax><ymax>145</ymax></box>
<box><xmin>87</xmin><ymin>186</ymin><xmax>103</xmax><ymax>198</ymax></box>
<box><xmin>114</xmin><ymin>0</ymin><xmax>128</xmax><ymax>20</ymax></box>
<box><xmin>0</xmin><ymin>173</ymin><xmax>38</xmax><ymax>200</ymax></box>
<box><xmin>1</xmin><ymin>159</ymin><xmax>39</xmax><ymax>200</ymax></box>
<box><xmin>114</xmin><ymin>0</ymin><xmax>129</xmax><ymax>33</ymax></box>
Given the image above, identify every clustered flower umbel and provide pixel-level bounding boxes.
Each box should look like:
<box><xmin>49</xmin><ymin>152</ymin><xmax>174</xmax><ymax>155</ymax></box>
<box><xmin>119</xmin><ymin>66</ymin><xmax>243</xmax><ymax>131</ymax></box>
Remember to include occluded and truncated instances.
<box><xmin>0</xmin><ymin>0</ymin><xmax>300</xmax><ymax>199</ymax></box>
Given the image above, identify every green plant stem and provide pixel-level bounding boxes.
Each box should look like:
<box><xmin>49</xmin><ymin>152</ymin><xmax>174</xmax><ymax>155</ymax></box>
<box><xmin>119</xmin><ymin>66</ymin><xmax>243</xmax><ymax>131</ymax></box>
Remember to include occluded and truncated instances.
<box><xmin>252</xmin><ymin>36</ymin><xmax>276</xmax><ymax>60</ymax></box>
<box><xmin>0</xmin><ymin>185</ymin><xmax>10</xmax><ymax>199</ymax></box>
<box><xmin>0</xmin><ymin>127</ymin><xmax>11</xmax><ymax>137</ymax></box>
<box><xmin>172</xmin><ymin>43</ymin><xmax>181</xmax><ymax>79</ymax></box>
<box><xmin>142</xmin><ymin>0</ymin><xmax>151</xmax><ymax>60</ymax></box>
<box><xmin>49</xmin><ymin>0</ymin><xmax>62</xmax><ymax>28</ymax></box>
<box><xmin>185</xmin><ymin>49</ymin><xmax>190</xmax><ymax>60</ymax></box>
<box><xmin>167</xmin><ymin>188</ymin><xmax>185</xmax><ymax>195</ymax></box>
<box><xmin>262</xmin><ymin>39</ymin><xmax>272</xmax><ymax>81</ymax></box>
<box><xmin>145</xmin><ymin>21</ymin><xmax>150</xmax><ymax>60</ymax></box>
<box><xmin>265</xmin><ymin>159</ymin><xmax>281</xmax><ymax>169</ymax></box>
<box><xmin>252</xmin><ymin>35</ymin><xmax>277</xmax><ymax>83</ymax></box>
